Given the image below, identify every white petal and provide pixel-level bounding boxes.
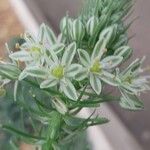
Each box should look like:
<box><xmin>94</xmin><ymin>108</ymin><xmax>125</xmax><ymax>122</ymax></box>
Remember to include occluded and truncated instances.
<box><xmin>9</xmin><ymin>51</ymin><xmax>32</xmax><ymax>61</ymax></box>
<box><xmin>45</xmin><ymin>25</ymin><xmax>57</xmax><ymax>45</ymax></box>
<box><xmin>66</xmin><ymin>64</ymin><xmax>82</xmax><ymax>78</ymax></box>
<box><xmin>78</xmin><ymin>49</ymin><xmax>90</xmax><ymax>67</ymax></box>
<box><xmin>91</xmin><ymin>38</ymin><xmax>107</xmax><ymax>60</ymax></box>
<box><xmin>101</xmin><ymin>56</ymin><xmax>123</xmax><ymax>69</ymax></box>
<box><xmin>114</xmin><ymin>46</ymin><xmax>132</xmax><ymax>59</ymax></box>
<box><xmin>49</xmin><ymin>43</ymin><xmax>65</xmax><ymax>54</ymax></box>
<box><xmin>100</xmin><ymin>71</ymin><xmax>120</xmax><ymax>86</ymax></box>
<box><xmin>61</xmin><ymin>80</ymin><xmax>78</xmax><ymax>101</ymax></box>
<box><xmin>61</xmin><ymin>42</ymin><xmax>76</xmax><ymax>66</ymax></box>
<box><xmin>40</xmin><ymin>78</ymin><xmax>57</xmax><ymax>88</ymax></box>
<box><xmin>90</xmin><ymin>74</ymin><xmax>102</xmax><ymax>95</ymax></box>
<box><xmin>75</xmin><ymin>68</ymin><xmax>88</xmax><ymax>81</ymax></box>
<box><xmin>26</xmin><ymin>66</ymin><xmax>47</xmax><ymax>78</ymax></box>
<box><xmin>38</xmin><ymin>23</ymin><xmax>45</xmax><ymax>43</ymax></box>
<box><xmin>49</xmin><ymin>48</ymin><xmax>59</xmax><ymax>63</ymax></box>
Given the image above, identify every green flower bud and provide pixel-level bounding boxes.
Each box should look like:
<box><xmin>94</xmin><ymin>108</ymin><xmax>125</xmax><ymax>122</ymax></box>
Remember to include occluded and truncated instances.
<box><xmin>60</xmin><ymin>17</ymin><xmax>72</xmax><ymax>35</ymax></box>
<box><xmin>86</xmin><ymin>16</ymin><xmax>99</xmax><ymax>36</ymax></box>
<box><xmin>52</xmin><ymin>97</ymin><xmax>68</xmax><ymax>115</ymax></box>
<box><xmin>114</xmin><ymin>46</ymin><xmax>133</xmax><ymax>60</ymax></box>
<box><xmin>71</xmin><ymin>19</ymin><xmax>85</xmax><ymax>41</ymax></box>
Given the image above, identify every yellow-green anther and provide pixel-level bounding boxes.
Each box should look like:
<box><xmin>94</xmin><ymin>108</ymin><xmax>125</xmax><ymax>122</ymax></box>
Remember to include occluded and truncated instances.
<box><xmin>52</xmin><ymin>65</ymin><xmax>64</xmax><ymax>79</ymax></box>
<box><xmin>90</xmin><ymin>59</ymin><xmax>102</xmax><ymax>73</ymax></box>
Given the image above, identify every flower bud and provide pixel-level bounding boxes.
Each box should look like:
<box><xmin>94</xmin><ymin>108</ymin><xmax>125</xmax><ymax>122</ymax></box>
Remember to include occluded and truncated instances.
<box><xmin>71</xmin><ymin>19</ymin><xmax>85</xmax><ymax>41</ymax></box>
<box><xmin>53</xmin><ymin>97</ymin><xmax>68</xmax><ymax>115</ymax></box>
<box><xmin>86</xmin><ymin>16</ymin><xmax>99</xmax><ymax>36</ymax></box>
<box><xmin>60</xmin><ymin>17</ymin><xmax>72</xmax><ymax>35</ymax></box>
<box><xmin>114</xmin><ymin>46</ymin><xmax>133</xmax><ymax>60</ymax></box>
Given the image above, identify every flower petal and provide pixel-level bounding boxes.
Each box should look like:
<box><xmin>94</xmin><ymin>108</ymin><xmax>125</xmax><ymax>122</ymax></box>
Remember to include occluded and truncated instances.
<box><xmin>26</xmin><ymin>66</ymin><xmax>47</xmax><ymax>78</ymax></box>
<box><xmin>91</xmin><ymin>38</ymin><xmax>107</xmax><ymax>60</ymax></box>
<box><xmin>90</xmin><ymin>74</ymin><xmax>102</xmax><ymax>95</ymax></box>
<box><xmin>9</xmin><ymin>51</ymin><xmax>32</xmax><ymax>62</ymax></box>
<box><xmin>99</xmin><ymin>71</ymin><xmax>120</xmax><ymax>86</ymax></box>
<box><xmin>61</xmin><ymin>42</ymin><xmax>76</xmax><ymax>66</ymax></box>
<box><xmin>61</xmin><ymin>80</ymin><xmax>78</xmax><ymax>101</ymax></box>
<box><xmin>38</xmin><ymin>23</ymin><xmax>45</xmax><ymax>43</ymax></box>
<box><xmin>40</xmin><ymin>78</ymin><xmax>57</xmax><ymax>88</ymax></box>
<box><xmin>50</xmin><ymin>43</ymin><xmax>65</xmax><ymax>54</ymax></box>
<box><xmin>75</xmin><ymin>68</ymin><xmax>88</xmax><ymax>81</ymax></box>
<box><xmin>101</xmin><ymin>56</ymin><xmax>123</xmax><ymax>69</ymax></box>
<box><xmin>45</xmin><ymin>25</ymin><xmax>57</xmax><ymax>45</ymax></box>
<box><xmin>66</xmin><ymin>64</ymin><xmax>82</xmax><ymax>78</ymax></box>
<box><xmin>114</xmin><ymin>46</ymin><xmax>132</xmax><ymax>60</ymax></box>
<box><xmin>78</xmin><ymin>49</ymin><xmax>90</xmax><ymax>67</ymax></box>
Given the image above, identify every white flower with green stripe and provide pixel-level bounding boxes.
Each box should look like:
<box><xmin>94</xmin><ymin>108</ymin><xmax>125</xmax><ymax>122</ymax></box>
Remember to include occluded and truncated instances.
<box><xmin>117</xmin><ymin>57</ymin><xmax>150</xmax><ymax>95</ymax></box>
<box><xmin>26</xmin><ymin>42</ymin><xmax>82</xmax><ymax>101</ymax></box>
<box><xmin>77</xmin><ymin>37</ymin><xmax>123</xmax><ymax>95</ymax></box>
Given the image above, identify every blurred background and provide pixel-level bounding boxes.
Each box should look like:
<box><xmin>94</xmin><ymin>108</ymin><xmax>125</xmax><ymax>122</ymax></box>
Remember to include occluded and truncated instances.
<box><xmin>0</xmin><ymin>0</ymin><xmax>150</xmax><ymax>150</ymax></box>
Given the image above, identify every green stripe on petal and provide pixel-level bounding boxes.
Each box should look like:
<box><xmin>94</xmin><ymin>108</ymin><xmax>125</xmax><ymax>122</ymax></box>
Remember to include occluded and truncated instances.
<box><xmin>40</xmin><ymin>78</ymin><xmax>57</xmax><ymax>89</ymax></box>
<box><xmin>38</xmin><ymin>23</ymin><xmax>45</xmax><ymax>43</ymax></box>
<box><xmin>114</xmin><ymin>46</ymin><xmax>132</xmax><ymax>60</ymax></box>
<box><xmin>75</xmin><ymin>68</ymin><xmax>88</xmax><ymax>81</ymax></box>
<box><xmin>61</xmin><ymin>80</ymin><xmax>78</xmax><ymax>101</ymax></box>
<box><xmin>100</xmin><ymin>71</ymin><xmax>120</xmax><ymax>86</ymax></box>
<box><xmin>66</xmin><ymin>64</ymin><xmax>82</xmax><ymax>78</ymax></box>
<box><xmin>50</xmin><ymin>44</ymin><xmax>65</xmax><ymax>54</ymax></box>
<box><xmin>91</xmin><ymin>38</ymin><xmax>107</xmax><ymax>60</ymax></box>
<box><xmin>61</xmin><ymin>42</ymin><xmax>76</xmax><ymax>66</ymax></box>
<box><xmin>90</xmin><ymin>74</ymin><xmax>102</xmax><ymax>95</ymax></box>
<box><xmin>71</xmin><ymin>19</ymin><xmax>85</xmax><ymax>41</ymax></box>
<box><xmin>9</xmin><ymin>51</ymin><xmax>32</xmax><ymax>62</ymax></box>
<box><xmin>45</xmin><ymin>25</ymin><xmax>57</xmax><ymax>45</ymax></box>
<box><xmin>101</xmin><ymin>56</ymin><xmax>123</xmax><ymax>69</ymax></box>
<box><xmin>26</xmin><ymin>67</ymin><xmax>47</xmax><ymax>79</ymax></box>
<box><xmin>78</xmin><ymin>49</ymin><xmax>90</xmax><ymax>67</ymax></box>
<box><xmin>86</xmin><ymin>16</ymin><xmax>99</xmax><ymax>36</ymax></box>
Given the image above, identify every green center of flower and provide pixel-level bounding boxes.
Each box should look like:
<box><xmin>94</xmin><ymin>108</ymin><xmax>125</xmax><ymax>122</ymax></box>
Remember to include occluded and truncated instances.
<box><xmin>124</xmin><ymin>76</ymin><xmax>132</xmax><ymax>84</ymax></box>
<box><xmin>52</xmin><ymin>65</ymin><xmax>64</xmax><ymax>79</ymax></box>
<box><xmin>31</xmin><ymin>46</ymin><xmax>41</xmax><ymax>53</ymax></box>
<box><xmin>90</xmin><ymin>59</ymin><xmax>102</xmax><ymax>73</ymax></box>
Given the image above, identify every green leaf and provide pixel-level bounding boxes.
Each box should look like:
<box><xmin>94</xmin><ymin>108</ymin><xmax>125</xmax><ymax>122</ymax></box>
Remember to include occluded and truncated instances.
<box><xmin>0</xmin><ymin>124</ymin><xmax>45</xmax><ymax>142</ymax></box>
